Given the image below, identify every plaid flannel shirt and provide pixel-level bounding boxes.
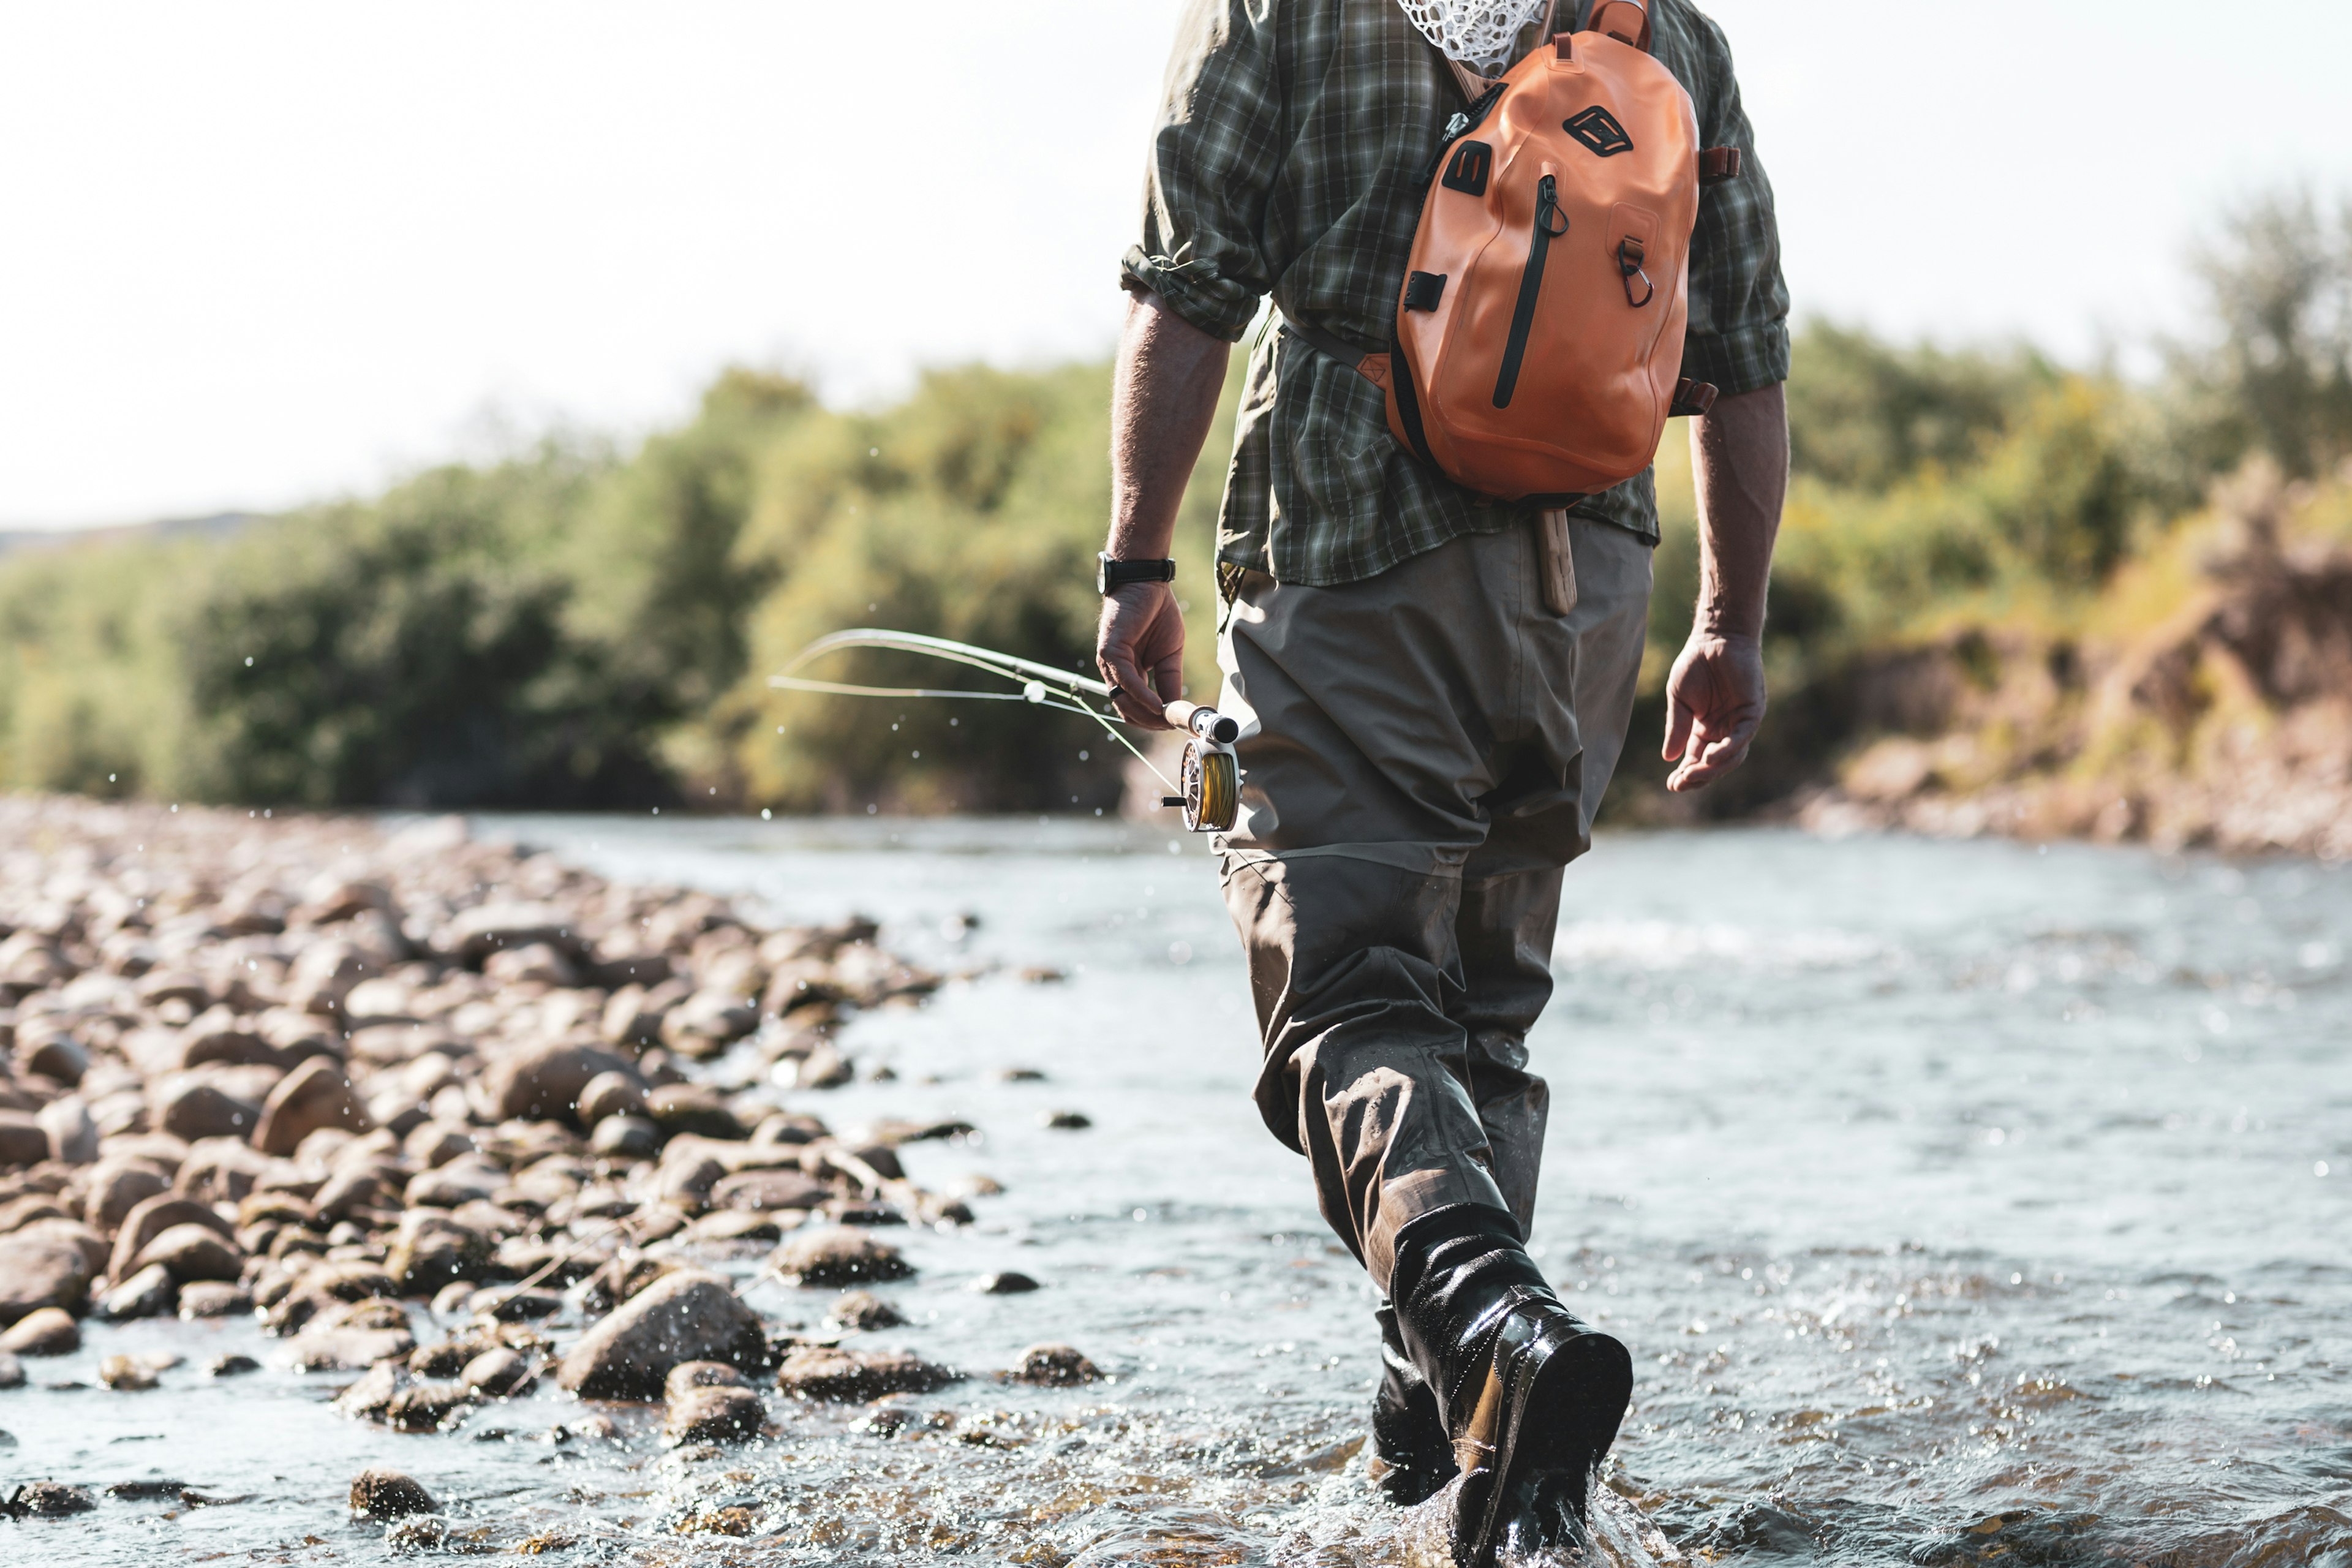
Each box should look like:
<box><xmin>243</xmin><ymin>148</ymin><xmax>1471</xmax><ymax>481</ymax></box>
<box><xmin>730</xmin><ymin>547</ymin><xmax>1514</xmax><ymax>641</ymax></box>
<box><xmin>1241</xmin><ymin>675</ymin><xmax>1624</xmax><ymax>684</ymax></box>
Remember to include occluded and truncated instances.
<box><xmin>1122</xmin><ymin>0</ymin><xmax>1789</xmax><ymax>587</ymax></box>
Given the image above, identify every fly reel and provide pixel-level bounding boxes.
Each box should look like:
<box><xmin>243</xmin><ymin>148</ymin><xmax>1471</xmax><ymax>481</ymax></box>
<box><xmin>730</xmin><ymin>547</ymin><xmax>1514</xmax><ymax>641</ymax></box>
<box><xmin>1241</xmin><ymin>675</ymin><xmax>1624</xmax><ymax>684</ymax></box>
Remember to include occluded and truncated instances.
<box><xmin>1162</xmin><ymin>700</ymin><xmax>1240</xmax><ymax>833</ymax></box>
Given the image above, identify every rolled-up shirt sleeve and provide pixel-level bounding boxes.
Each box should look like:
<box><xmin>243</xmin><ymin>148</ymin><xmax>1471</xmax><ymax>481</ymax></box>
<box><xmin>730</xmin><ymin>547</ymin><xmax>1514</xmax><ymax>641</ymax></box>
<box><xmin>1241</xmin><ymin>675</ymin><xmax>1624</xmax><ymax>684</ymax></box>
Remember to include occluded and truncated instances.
<box><xmin>1119</xmin><ymin>0</ymin><xmax>1285</xmax><ymax>343</ymax></box>
<box><xmin>1679</xmin><ymin>15</ymin><xmax>1790</xmax><ymax>396</ymax></box>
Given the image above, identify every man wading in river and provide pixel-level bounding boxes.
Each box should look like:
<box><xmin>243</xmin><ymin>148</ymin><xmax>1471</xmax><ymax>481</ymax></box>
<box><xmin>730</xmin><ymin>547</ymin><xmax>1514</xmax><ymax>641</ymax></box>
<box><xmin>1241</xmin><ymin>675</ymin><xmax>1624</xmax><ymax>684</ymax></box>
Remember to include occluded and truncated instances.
<box><xmin>1096</xmin><ymin>0</ymin><xmax>1786</xmax><ymax>1560</ymax></box>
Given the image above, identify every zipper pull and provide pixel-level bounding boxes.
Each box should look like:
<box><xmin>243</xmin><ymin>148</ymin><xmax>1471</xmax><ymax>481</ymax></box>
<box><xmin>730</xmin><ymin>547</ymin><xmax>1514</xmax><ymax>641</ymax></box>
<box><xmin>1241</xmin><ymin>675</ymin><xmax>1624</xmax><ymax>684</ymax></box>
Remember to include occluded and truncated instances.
<box><xmin>1535</xmin><ymin>175</ymin><xmax>1568</xmax><ymax>238</ymax></box>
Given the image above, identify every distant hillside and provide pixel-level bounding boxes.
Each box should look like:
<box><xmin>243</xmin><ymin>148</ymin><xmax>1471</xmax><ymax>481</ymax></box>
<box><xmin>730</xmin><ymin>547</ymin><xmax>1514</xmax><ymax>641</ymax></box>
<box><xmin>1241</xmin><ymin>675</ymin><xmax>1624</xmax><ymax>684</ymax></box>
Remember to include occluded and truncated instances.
<box><xmin>0</xmin><ymin>192</ymin><xmax>2346</xmax><ymax>854</ymax></box>
<box><xmin>0</xmin><ymin>511</ymin><xmax>261</xmax><ymax>559</ymax></box>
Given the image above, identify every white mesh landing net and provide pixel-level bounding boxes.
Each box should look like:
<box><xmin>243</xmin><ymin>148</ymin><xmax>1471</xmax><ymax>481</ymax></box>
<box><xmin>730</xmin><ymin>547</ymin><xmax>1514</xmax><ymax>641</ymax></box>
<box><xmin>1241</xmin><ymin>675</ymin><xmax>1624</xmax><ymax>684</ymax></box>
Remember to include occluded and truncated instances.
<box><xmin>1396</xmin><ymin>0</ymin><xmax>1553</xmax><ymax>77</ymax></box>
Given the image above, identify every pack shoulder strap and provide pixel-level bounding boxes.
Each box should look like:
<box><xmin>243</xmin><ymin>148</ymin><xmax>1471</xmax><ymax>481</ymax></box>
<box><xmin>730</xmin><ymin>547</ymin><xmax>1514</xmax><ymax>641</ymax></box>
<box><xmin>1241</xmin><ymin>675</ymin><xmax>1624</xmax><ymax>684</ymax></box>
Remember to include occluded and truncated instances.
<box><xmin>1280</xmin><ymin>320</ymin><xmax>1392</xmax><ymax>392</ymax></box>
<box><xmin>1586</xmin><ymin>0</ymin><xmax>1652</xmax><ymax>50</ymax></box>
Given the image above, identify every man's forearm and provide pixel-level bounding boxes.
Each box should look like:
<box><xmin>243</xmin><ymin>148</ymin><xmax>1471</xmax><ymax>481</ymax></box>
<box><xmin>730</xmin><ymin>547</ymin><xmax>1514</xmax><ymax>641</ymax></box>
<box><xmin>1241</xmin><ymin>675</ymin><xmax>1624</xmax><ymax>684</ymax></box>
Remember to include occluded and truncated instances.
<box><xmin>1106</xmin><ymin>292</ymin><xmax>1231</xmax><ymax>559</ymax></box>
<box><xmin>1687</xmin><ymin>382</ymin><xmax>1789</xmax><ymax>639</ymax></box>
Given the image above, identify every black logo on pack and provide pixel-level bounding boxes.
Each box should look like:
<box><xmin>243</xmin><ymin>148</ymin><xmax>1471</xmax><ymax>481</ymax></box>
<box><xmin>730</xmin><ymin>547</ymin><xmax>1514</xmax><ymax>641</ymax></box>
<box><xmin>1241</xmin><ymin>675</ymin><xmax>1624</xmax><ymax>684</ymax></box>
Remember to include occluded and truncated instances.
<box><xmin>1564</xmin><ymin>106</ymin><xmax>1634</xmax><ymax>157</ymax></box>
<box><xmin>1441</xmin><ymin>141</ymin><xmax>1493</xmax><ymax>197</ymax></box>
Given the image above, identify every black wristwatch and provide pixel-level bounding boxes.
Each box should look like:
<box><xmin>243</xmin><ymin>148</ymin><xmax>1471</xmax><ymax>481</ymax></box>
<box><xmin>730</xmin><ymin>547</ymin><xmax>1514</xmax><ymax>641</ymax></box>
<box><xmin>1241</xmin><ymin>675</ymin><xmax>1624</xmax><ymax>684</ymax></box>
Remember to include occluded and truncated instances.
<box><xmin>1097</xmin><ymin>553</ymin><xmax>1176</xmax><ymax>595</ymax></box>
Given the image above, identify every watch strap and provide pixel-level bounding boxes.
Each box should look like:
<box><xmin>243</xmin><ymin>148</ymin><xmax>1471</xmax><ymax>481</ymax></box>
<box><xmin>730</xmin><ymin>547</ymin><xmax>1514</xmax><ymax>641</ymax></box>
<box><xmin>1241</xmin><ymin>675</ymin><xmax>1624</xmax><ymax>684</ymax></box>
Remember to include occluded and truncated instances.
<box><xmin>1098</xmin><ymin>554</ymin><xmax>1177</xmax><ymax>594</ymax></box>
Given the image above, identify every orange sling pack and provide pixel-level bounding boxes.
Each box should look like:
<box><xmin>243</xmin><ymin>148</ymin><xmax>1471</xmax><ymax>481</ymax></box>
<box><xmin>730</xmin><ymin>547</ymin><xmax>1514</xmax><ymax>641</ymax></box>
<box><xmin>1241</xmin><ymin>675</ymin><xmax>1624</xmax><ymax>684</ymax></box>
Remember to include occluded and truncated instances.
<box><xmin>1291</xmin><ymin>0</ymin><xmax>1739</xmax><ymax>505</ymax></box>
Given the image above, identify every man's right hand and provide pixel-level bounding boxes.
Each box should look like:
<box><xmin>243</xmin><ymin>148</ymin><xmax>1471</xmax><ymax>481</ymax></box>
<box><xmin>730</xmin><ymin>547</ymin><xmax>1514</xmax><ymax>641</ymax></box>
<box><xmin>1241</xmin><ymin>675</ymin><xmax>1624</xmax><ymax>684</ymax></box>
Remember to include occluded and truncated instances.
<box><xmin>1096</xmin><ymin>581</ymin><xmax>1187</xmax><ymax>728</ymax></box>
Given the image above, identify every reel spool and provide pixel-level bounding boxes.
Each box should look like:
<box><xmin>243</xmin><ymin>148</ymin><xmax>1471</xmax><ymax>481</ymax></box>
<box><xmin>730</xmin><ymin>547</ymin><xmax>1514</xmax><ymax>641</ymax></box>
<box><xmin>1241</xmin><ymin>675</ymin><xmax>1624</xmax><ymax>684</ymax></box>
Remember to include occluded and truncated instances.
<box><xmin>1161</xmin><ymin>699</ymin><xmax>1240</xmax><ymax>833</ymax></box>
<box><xmin>1175</xmin><ymin>741</ymin><xmax>1239</xmax><ymax>833</ymax></box>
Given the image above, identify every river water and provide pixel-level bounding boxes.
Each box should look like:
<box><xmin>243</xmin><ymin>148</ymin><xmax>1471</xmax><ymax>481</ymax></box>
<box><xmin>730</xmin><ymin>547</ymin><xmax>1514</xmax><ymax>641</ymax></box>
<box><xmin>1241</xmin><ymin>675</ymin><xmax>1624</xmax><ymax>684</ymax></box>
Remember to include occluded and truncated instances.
<box><xmin>7</xmin><ymin>821</ymin><xmax>2349</xmax><ymax>1566</ymax></box>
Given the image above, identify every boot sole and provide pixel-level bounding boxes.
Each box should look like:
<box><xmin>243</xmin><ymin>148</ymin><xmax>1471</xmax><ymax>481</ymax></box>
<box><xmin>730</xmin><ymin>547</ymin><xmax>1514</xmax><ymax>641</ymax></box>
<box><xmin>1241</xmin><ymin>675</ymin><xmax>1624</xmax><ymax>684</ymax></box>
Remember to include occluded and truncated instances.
<box><xmin>1460</xmin><ymin>1324</ymin><xmax>1634</xmax><ymax>1567</ymax></box>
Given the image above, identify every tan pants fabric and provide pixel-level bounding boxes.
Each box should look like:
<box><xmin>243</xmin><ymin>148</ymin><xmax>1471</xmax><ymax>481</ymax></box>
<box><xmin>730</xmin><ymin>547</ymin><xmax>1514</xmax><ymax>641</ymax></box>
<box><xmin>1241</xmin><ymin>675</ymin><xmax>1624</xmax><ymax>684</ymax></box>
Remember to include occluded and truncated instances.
<box><xmin>1212</xmin><ymin>516</ymin><xmax>1653</xmax><ymax>1292</ymax></box>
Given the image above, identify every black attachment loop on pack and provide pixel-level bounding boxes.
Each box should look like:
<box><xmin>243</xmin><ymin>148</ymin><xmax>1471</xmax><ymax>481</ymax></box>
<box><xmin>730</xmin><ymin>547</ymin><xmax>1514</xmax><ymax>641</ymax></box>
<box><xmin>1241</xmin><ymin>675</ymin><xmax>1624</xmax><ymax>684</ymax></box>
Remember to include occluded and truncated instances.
<box><xmin>1617</xmin><ymin>238</ymin><xmax>1653</xmax><ymax>307</ymax></box>
<box><xmin>1403</xmin><ymin>271</ymin><xmax>1448</xmax><ymax>312</ymax></box>
<box><xmin>1442</xmin><ymin>141</ymin><xmax>1493</xmax><ymax>197</ymax></box>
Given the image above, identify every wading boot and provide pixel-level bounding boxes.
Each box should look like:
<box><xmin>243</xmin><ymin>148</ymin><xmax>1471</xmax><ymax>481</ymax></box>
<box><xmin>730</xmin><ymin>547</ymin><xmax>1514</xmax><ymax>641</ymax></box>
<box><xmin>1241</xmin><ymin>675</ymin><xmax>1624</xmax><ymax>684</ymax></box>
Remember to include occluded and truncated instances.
<box><xmin>1370</xmin><ymin>1300</ymin><xmax>1458</xmax><ymax>1506</ymax></box>
<box><xmin>1389</xmin><ymin>1205</ymin><xmax>1634</xmax><ymax>1568</ymax></box>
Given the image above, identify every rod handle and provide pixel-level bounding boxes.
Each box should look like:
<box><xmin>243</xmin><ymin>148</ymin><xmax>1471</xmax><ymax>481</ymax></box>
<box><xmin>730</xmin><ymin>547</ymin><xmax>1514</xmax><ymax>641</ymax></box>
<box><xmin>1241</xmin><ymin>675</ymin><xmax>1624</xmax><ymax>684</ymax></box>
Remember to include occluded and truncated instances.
<box><xmin>1163</xmin><ymin>700</ymin><xmax>1240</xmax><ymax>746</ymax></box>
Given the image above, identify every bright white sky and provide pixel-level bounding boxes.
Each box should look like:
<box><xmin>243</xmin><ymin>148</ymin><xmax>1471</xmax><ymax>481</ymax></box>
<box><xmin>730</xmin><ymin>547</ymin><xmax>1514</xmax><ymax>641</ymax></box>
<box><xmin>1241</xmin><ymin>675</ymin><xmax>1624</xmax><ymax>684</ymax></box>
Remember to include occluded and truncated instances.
<box><xmin>2</xmin><ymin>1</ymin><xmax>2348</xmax><ymax>530</ymax></box>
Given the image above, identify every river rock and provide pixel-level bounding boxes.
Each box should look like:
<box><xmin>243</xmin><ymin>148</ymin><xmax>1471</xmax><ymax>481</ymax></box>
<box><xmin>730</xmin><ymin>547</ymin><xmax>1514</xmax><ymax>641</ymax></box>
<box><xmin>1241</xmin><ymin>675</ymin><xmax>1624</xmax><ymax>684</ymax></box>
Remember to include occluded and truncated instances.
<box><xmin>403</xmin><ymin>1121</ymin><xmax>476</xmax><ymax>1169</ymax></box>
<box><xmin>311</xmin><ymin>1163</ymin><xmax>393</xmax><ymax>1221</ymax></box>
<box><xmin>775</xmin><ymin>1345</ymin><xmax>956</xmax><ymax>1402</ymax></box>
<box><xmin>95</xmin><ymin>1262</ymin><xmax>178</xmax><ymax>1322</ymax></box>
<box><xmin>970</xmin><ymin>1270</ymin><xmax>1041</xmax><ymax>1295</ymax></box>
<box><xmin>83</xmin><ymin>1157</ymin><xmax>170</xmax><ymax>1232</ymax></box>
<box><xmin>386</xmin><ymin>1213</ymin><xmax>491</xmax><ymax>1294</ymax></box>
<box><xmin>600</xmin><ymin>981</ymin><xmax>677</xmax><ymax>1047</ymax></box>
<box><xmin>151</xmin><ymin>1076</ymin><xmax>261</xmax><ymax>1142</ymax></box>
<box><xmin>11</xmin><ymin>1480</ymin><xmax>96</xmax><ymax>1516</ymax></box>
<box><xmin>689</xmin><ymin>1209</ymin><xmax>785</xmax><ymax>1244</ymax></box>
<box><xmin>0</xmin><ymin>1194</ymin><xmax>66</xmax><ymax>1234</ymax></box>
<box><xmin>1011</xmin><ymin>1344</ymin><xmax>1102</xmax><ymax>1386</ymax></box>
<box><xmin>178</xmin><ymin>1281</ymin><xmax>252</xmax><ymax>1318</ymax></box>
<box><xmin>589</xmin><ymin>1115</ymin><xmax>662</xmax><ymax>1159</ymax></box>
<box><xmin>0</xmin><ymin>1109</ymin><xmax>48</xmax><ymax>1168</ymax></box>
<box><xmin>556</xmin><ymin>1269</ymin><xmax>766</xmax><ymax>1400</ymax></box>
<box><xmin>104</xmin><ymin>1130</ymin><xmax>188</xmax><ymax>1174</ymax></box>
<box><xmin>643</xmin><ymin>1083</ymin><xmax>744</xmax><ymax>1139</ymax></box>
<box><xmin>664</xmin><ymin>1383</ymin><xmax>766</xmax><ymax>1442</ymax></box>
<box><xmin>0</xmin><ymin>1349</ymin><xmax>21</xmax><ymax>1387</ymax></box>
<box><xmin>480</xmin><ymin>1041</ymin><xmax>635</xmax><ymax>1126</ymax></box>
<box><xmin>108</xmin><ymin>1195</ymin><xmax>234</xmax><ymax>1282</ymax></box>
<box><xmin>37</xmin><ymin>1097</ymin><xmax>97</xmax><ymax>1164</ymax></box>
<box><xmin>460</xmin><ymin>1347</ymin><xmax>533</xmax><ymax>1398</ymax></box>
<box><xmin>439</xmin><ymin>902</ymin><xmax>582</xmax><ymax>966</ymax></box>
<box><xmin>386</xmin><ymin>1381</ymin><xmax>473</xmax><ymax>1432</ymax></box>
<box><xmin>575</xmin><ymin>1071</ymin><xmax>646</xmax><ymax>1127</ymax></box>
<box><xmin>790</xmin><ymin>1046</ymin><xmax>854</xmax><ymax>1090</ymax></box>
<box><xmin>771</xmin><ymin>1226</ymin><xmax>913</xmax><ymax>1287</ymax></box>
<box><xmin>253</xmin><ymin>1057</ymin><xmax>372</xmax><ymax>1156</ymax></box>
<box><xmin>336</xmin><ymin>1360</ymin><xmax>409</xmax><ymax>1419</ymax></box>
<box><xmin>2</xmin><ymin>1306</ymin><xmax>81</xmax><ymax>1355</ymax></box>
<box><xmin>15</xmin><ymin>1031</ymin><xmax>89</xmax><ymax>1087</ymax></box>
<box><xmin>710</xmin><ymin>1168</ymin><xmax>832</xmax><ymax>1213</ymax></box>
<box><xmin>99</xmin><ymin>1352</ymin><xmax>159</xmax><ymax>1390</ymax></box>
<box><xmin>296</xmin><ymin>1259</ymin><xmax>401</xmax><ymax>1303</ymax></box>
<box><xmin>132</xmin><ymin>1222</ymin><xmax>245</xmax><ymax>1283</ymax></box>
<box><xmin>484</xmin><ymin>942</ymin><xmax>578</xmax><ymax>988</ymax></box>
<box><xmin>173</xmin><ymin>1136</ymin><xmax>272</xmax><ymax>1203</ymax></box>
<box><xmin>577</xmin><ymin>1254</ymin><xmax>678</xmax><ymax>1317</ymax></box>
<box><xmin>175</xmin><ymin>1010</ymin><xmax>277</xmax><ymax>1071</ymax></box>
<box><xmin>828</xmin><ymin>1291</ymin><xmax>907</xmax><ymax>1330</ymax></box>
<box><xmin>0</xmin><ymin>1232</ymin><xmax>93</xmax><ymax>1324</ymax></box>
<box><xmin>350</xmin><ymin>1467</ymin><xmax>437</xmax><ymax>1519</ymax></box>
<box><xmin>663</xmin><ymin>1359</ymin><xmax>747</xmax><ymax>1397</ymax></box>
<box><xmin>468</xmin><ymin>1286</ymin><xmax>560</xmax><ymax>1323</ymax></box>
<box><xmin>403</xmin><ymin>1157</ymin><xmax>503</xmax><ymax>1210</ymax></box>
<box><xmin>290</xmin><ymin>1325</ymin><xmax>416</xmax><ymax>1371</ymax></box>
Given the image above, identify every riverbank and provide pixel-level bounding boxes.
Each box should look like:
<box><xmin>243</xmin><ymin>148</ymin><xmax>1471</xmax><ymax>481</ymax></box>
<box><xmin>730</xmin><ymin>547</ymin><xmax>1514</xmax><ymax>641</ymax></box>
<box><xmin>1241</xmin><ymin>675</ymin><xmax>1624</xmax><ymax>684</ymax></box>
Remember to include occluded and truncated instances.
<box><xmin>0</xmin><ymin>797</ymin><xmax>1099</xmax><ymax>1547</ymax></box>
<box><xmin>1611</xmin><ymin>465</ymin><xmax>2352</xmax><ymax>862</ymax></box>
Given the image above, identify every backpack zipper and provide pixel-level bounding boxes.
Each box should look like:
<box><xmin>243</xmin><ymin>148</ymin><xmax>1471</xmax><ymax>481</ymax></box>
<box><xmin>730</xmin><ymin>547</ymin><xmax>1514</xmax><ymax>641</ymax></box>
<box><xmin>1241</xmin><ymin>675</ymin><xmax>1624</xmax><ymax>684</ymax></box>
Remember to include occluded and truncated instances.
<box><xmin>1491</xmin><ymin>175</ymin><xmax>1566</xmax><ymax>409</ymax></box>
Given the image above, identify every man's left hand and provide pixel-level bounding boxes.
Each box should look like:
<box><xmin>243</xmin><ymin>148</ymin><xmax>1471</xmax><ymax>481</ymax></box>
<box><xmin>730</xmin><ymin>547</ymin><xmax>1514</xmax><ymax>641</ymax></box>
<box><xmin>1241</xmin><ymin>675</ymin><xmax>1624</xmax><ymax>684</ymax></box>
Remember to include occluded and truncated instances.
<box><xmin>1662</xmin><ymin>630</ymin><xmax>1765</xmax><ymax>792</ymax></box>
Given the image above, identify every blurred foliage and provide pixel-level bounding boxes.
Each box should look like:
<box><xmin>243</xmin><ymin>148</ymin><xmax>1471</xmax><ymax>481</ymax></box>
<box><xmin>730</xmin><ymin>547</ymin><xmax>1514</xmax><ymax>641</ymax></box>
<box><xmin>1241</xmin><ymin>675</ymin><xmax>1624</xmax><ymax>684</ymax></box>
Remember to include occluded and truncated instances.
<box><xmin>2</xmin><ymin>195</ymin><xmax>2346</xmax><ymax>815</ymax></box>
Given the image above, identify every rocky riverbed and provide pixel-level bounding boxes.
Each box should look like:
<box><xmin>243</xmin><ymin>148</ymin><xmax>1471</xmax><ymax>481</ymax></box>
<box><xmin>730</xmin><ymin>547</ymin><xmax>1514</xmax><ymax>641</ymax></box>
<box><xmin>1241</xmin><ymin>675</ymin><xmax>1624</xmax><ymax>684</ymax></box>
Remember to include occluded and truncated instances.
<box><xmin>0</xmin><ymin>796</ymin><xmax>1097</xmax><ymax>1542</ymax></box>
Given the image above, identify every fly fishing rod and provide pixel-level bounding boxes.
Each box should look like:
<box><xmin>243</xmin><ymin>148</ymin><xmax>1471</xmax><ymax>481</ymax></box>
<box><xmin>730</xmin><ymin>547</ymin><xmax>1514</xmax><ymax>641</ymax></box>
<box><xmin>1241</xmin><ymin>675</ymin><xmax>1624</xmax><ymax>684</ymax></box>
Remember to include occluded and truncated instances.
<box><xmin>768</xmin><ymin>629</ymin><xmax>1240</xmax><ymax>832</ymax></box>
